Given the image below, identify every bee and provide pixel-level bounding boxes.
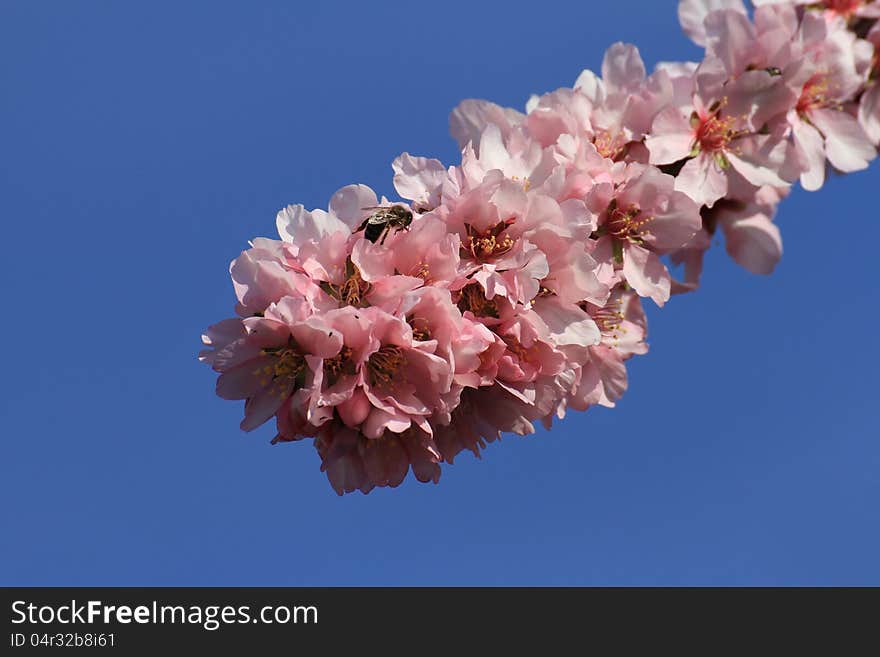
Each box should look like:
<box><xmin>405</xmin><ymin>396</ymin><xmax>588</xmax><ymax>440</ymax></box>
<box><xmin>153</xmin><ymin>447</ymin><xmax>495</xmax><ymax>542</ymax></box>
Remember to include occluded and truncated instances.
<box><xmin>356</xmin><ymin>205</ymin><xmax>413</xmax><ymax>245</ymax></box>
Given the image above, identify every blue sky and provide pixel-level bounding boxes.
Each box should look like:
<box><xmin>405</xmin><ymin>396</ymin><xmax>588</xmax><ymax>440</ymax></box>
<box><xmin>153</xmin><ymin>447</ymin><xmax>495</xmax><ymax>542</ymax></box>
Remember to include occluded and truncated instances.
<box><xmin>1</xmin><ymin>0</ymin><xmax>878</xmax><ymax>585</ymax></box>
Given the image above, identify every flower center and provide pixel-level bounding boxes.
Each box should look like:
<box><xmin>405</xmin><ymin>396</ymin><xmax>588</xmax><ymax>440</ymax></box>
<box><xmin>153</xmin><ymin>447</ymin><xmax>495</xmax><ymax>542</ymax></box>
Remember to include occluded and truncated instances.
<box><xmin>367</xmin><ymin>345</ymin><xmax>406</xmax><ymax>387</ymax></box>
<box><xmin>502</xmin><ymin>335</ymin><xmax>534</xmax><ymax>364</ymax></box>
<box><xmin>594</xmin><ymin>130</ymin><xmax>626</xmax><ymax>160</ymax></box>
<box><xmin>606</xmin><ymin>201</ymin><xmax>650</xmax><ymax>244</ymax></box>
<box><xmin>413</xmin><ymin>262</ymin><xmax>431</xmax><ymax>281</ymax></box>
<box><xmin>258</xmin><ymin>342</ymin><xmax>308</xmax><ymax>395</ymax></box>
<box><xmin>694</xmin><ymin>112</ymin><xmax>738</xmax><ymax>153</ymax></box>
<box><xmin>510</xmin><ymin>176</ymin><xmax>531</xmax><ymax>191</ymax></box>
<box><xmin>411</xmin><ymin>327</ymin><xmax>431</xmax><ymax>341</ymax></box>
<box><xmin>823</xmin><ymin>0</ymin><xmax>864</xmax><ymax>18</ymax></box>
<box><xmin>407</xmin><ymin>316</ymin><xmax>432</xmax><ymax>342</ymax></box>
<box><xmin>339</xmin><ymin>263</ymin><xmax>371</xmax><ymax>307</ymax></box>
<box><xmin>582</xmin><ymin>300</ymin><xmax>625</xmax><ymax>341</ymax></box>
<box><xmin>462</xmin><ymin>219</ymin><xmax>516</xmax><ymax>262</ymax></box>
<box><xmin>323</xmin><ymin>346</ymin><xmax>354</xmax><ymax>387</ymax></box>
<box><xmin>272</xmin><ymin>347</ymin><xmax>306</xmax><ymax>380</ymax></box>
<box><xmin>797</xmin><ymin>74</ymin><xmax>832</xmax><ymax>114</ymax></box>
<box><xmin>456</xmin><ymin>283</ymin><xmax>500</xmax><ymax>318</ymax></box>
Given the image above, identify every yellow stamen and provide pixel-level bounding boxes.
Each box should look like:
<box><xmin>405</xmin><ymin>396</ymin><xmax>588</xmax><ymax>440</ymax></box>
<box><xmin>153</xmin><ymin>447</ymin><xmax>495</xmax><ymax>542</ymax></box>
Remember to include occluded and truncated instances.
<box><xmin>367</xmin><ymin>345</ymin><xmax>406</xmax><ymax>387</ymax></box>
<box><xmin>323</xmin><ymin>346</ymin><xmax>354</xmax><ymax>386</ymax></box>
<box><xmin>456</xmin><ymin>283</ymin><xmax>499</xmax><ymax>318</ymax></box>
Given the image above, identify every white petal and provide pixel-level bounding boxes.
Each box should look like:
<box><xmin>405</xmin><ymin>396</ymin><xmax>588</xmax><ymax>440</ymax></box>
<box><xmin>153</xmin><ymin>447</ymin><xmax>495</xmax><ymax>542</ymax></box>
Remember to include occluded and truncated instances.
<box><xmin>793</xmin><ymin>118</ymin><xmax>826</xmax><ymax>191</ymax></box>
<box><xmin>601</xmin><ymin>42</ymin><xmax>646</xmax><ymax>94</ymax></box>
<box><xmin>328</xmin><ymin>184</ymin><xmax>378</xmax><ymax>230</ymax></box>
<box><xmin>276</xmin><ymin>205</ymin><xmax>345</xmax><ymax>244</ymax></box>
<box><xmin>622</xmin><ymin>246</ymin><xmax>671</xmax><ymax>307</ymax></box>
<box><xmin>678</xmin><ymin>0</ymin><xmax>747</xmax><ymax>46</ymax></box>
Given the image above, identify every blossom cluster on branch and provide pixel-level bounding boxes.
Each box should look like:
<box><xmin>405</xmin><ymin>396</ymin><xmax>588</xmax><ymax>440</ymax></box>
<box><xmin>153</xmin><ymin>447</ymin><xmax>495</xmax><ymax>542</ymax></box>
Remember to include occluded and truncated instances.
<box><xmin>201</xmin><ymin>0</ymin><xmax>879</xmax><ymax>494</ymax></box>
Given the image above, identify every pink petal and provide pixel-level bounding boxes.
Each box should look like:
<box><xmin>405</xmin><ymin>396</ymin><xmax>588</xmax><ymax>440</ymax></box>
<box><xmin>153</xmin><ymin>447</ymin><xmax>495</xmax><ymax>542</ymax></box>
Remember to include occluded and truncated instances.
<box><xmin>859</xmin><ymin>85</ymin><xmax>880</xmax><ymax>145</ymax></box>
<box><xmin>392</xmin><ymin>153</ymin><xmax>447</xmax><ymax>207</ymax></box>
<box><xmin>290</xmin><ymin>319</ymin><xmax>343</xmax><ymax>359</ymax></box>
<box><xmin>720</xmin><ymin>212</ymin><xmax>783</xmax><ymax>275</ymax></box>
<box><xmin>276</xmin><ymin>205</ymin><xmax>343</xmax><ymax>244</ymax></box>
<box><xmin>337</xmin><ymin>389</ymin><xmax>371</xmax><ymax>427</ymax></box>
<box><xmin>674</xmin><ymin>154</ymin><xmax>728</xmax><ymax>208</ymax></box>
<box><xmin>360</xmin><ymin>436</ymin><xmax>410</xmax><ymax>488</ymax></box>
<box><xmin>449</xmin><ymin>99</ymin><xmax>525</xmax><ymax>150</ymax></box>
<box><xmin>793</xmin><ymin>118</ymin><xmax>826</xmax><ymax>191</ymax></box>
<box><xmin>809</xmin><ymin>108</ymin><xmax>876</xmax><ymax>174</ymax></box>
<box><xmin>726</xmin><ymin>150</ymin><xmax>788</xmax><ymax>188</ymax></box>
<box><xmin>703</xmin><ymin>8</ymin><xmax>756</xmax><ymax>74</ymax></box>
<box><xmin>591</xmin><ymin>345</ymin><xmax>628</xmax><ymax>406</ymax></box>
<box><xmin>622</xmin><ymin>245</ymin><xmax>671</xmax><ymax>306</ymax></box>
<box><xmin>328</xmin><ymin>184</ymin><xmax>378</xmax><ymax>230</ymax></box>
<box><xmin>241</xmin><ymin>389</ymin><xmax>286</xmax><ymax>432</ymax></box>
<box><xmin>216</xmin><ymin>356</ymin><xmax>274</xmax><ymax>400</ymax></box>
<box><xmin>646</xmin><ymin>107</ymin><xmax>695</xmax><ymax>164</ymax></box>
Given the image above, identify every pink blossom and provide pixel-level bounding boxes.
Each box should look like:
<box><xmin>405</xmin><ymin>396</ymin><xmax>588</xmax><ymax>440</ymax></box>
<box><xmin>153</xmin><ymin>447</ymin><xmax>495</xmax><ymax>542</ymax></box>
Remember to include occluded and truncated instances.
<box><xmin>276</xmin><ymin>184</ymin><xmax>379</xmax><ymax>246</ymax></box>
<box><xmin>350</xmin><ymin>213</ymin><xmax>461</xmax><ymax>288</ymax></box>
<box><xmin>229</xmin><ymin>239</ymin><xmax>336</xmax><ymax>317</ymax></box>
<box><xmin>473</xmin><ymin>124</ymin><xmax>554</xmax><ymax>184</ymax></box>
<box><xmin>201</xmin><ymin>297</ymin><xmax>342</xmax><ymax>432</ymax></box>
<box><xmin>443</xmin><ymin>175</ymin><xmax>549</xmax><ymax>305</ymax></box>
<box><xmin>782</xmin><ymin>14</ymin><xmax>876</xmax><ymax>189</ymax></box>
<box><xmin>571</xmin><ymin>43</ymin><xmax>674</xmax><ymax>158</ymax></box>
<box><xmin>523</xmin><ymin>87</ymin><xmax>595</xmax><ymax>152</ymax></box>
<box><xmin>398</xmin><ymin>287</ymin><xmax>495</xmax><ymax>388</ymax></box>
<box><xmin>677</xmin><ymin>3</ymin><xmax>875</xmax><ymax>190</ymax></box>
<box><xmin>646</xmin><ymin>56</ymin><xmax>796</xmax><ymax>207</ymax></box>
<box><xmin>572</xmin><ymin>286</ymin><xmax>648</xmax><ymax>409</ymax></box>
<box><xmin>586</xmin><ymin>163</ymin><xmax>702</xmax><ymax>305</ymax></box>
<box><xmin>305</xmin><ymin>306</ymin><xmax>454</xmax><ymax>439</ymax></box>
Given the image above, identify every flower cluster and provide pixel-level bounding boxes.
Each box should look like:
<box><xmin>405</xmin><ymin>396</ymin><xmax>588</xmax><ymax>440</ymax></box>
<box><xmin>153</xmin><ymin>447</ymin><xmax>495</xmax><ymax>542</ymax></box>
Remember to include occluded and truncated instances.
<box><xmin>201</xmin><ymin>0</ymin><xmax>879</xmax><ymax>494</ymax></box>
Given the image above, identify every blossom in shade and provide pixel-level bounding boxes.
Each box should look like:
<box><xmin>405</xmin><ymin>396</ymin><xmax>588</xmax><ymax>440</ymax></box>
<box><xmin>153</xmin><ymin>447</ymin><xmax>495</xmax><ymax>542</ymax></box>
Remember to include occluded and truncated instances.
<box><xmin>708</xmin><ymin>185</ymin><xmax>787</xmax><ymax>275</ymax></box>
<box><xmin>314</xmin><ymin>422</ymin><xmax>443</xmax><ymax>495</ymax></box>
